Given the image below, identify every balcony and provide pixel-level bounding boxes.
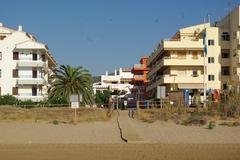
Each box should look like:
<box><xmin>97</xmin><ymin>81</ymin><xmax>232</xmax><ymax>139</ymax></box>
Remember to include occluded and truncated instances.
<box><xmin>146</xmin><ymin>74</ymin><xmax>204</xmax><ymax>92</ymax></box>
<box><xmin>133</xmin><ymin>75</ymin><xmax>144</xmax><ymax>81</ymax></box>
<box><xmin>133</xmin><ymin>64</ymin><xmax>147</xmax><ymax>71</ymax></box>
<box><xmin>17</xmin><ymin>93</ymin><xmax>45</xmax><ymax>102</ymax></box>
<box><xmin>17</xmin><ymin>57</ymin><xmax>47</xmax><ymax>68</ymax></box>
<box><xmin>147</xmin><ymin>57</ymin><xmax>204</xmax><ymax>78</ymax></box>
<box><xmin>131</xmin><ymin>86</ymin><xmax>145</xmax><ymax>91</ymax></box>
<box><xmin>157</xmin><ymin>74</ymin><xmax>204</xmax><ymax>84</ymax></box>
<box><xmin>163</xmin><ymin>57</ymin><xmax>204</xmax><ymax>66</ymax></box>
<box><xmin>162</xmin><ymin>39</ymin><xmax>203</xmax><ymax>50</ymax></box>
<box><xmin>17</xmin><ymin>75</ymin><xmax>45</xmax><ymax>85</ymax></box>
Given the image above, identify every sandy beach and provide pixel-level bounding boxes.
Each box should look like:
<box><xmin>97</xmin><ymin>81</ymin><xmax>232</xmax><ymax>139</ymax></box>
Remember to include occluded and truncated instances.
<box><xmin>1</xmin><ymin>144</ymin><xmax>240</xmax><ymax>160</ymax></box>
<box><xmin>1</xmin><ymin>111</ymin><xmax>240</xmax><ymax>159</ymax></box>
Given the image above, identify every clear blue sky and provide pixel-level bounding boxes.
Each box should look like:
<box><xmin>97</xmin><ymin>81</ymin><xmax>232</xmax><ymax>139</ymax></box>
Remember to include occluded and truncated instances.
<box><xmin>0</xmin><ymin>0</ymin><xmax>239</xmax><ymax>75</ymax></box>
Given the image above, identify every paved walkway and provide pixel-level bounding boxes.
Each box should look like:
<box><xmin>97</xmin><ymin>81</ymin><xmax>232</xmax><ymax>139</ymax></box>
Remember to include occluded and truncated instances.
<box><xmin>117</xmin><ymin>110</ymin><xmax>147</xmax><ymax>143</ymax></box>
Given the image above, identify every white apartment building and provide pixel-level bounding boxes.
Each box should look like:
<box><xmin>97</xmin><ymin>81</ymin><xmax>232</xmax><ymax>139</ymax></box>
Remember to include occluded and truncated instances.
<box><xmin>93</xmin><ymin>68</ymin><xmax>133</xmax><ymax>95</ymax></box>
<box><xmin>0</xmin><ymin>23</ymin><xmax>57</xmax><ymax>102</ymax></box>
<box><xmin>147</xmin><ymin>5</ymin><xmax>240</xmax><ymax>99</ymax></box>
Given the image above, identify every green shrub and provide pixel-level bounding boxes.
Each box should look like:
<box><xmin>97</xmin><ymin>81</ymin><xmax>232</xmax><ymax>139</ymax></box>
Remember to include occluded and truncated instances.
<box><xmin>52</xmin><ymin>120</ymin><xmax>59</xmax><ymax>125</ymax></box>
<box><xmin>0</xmin><ymin>94</ymin><xmax>18</xmax><ymax>105</ymax></box>
<box><xmin>47</xmin><ymin>96</ymin><xmax>68</xmax><ymax>105</ymax></box>
<box><xmin>17</xmin><ymin>99</ymin><xmax>36</xmax><ymax>108</ymax></box>
<box><xmin>207</xmin><ymin>121</ymin><xmax>216</xmax><ymax>129</ymax></box>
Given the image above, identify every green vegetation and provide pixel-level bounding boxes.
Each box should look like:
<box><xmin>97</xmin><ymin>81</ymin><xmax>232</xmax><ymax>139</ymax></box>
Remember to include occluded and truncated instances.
<box><xmin>48</xmin><ymin>65</ymin><xmax>94</xmax><ymax>105</ymax></box>
<box><xmin>0</xmin><ymin>94</ymin><xmax>18</xmax><ymax>105</ymax></box>
<box><xmin>95</xmin><ymin>90</ymin><xmax>111</xmax><ymax>104</ymax></box>
<box><xmin>207</xmin><ymin>121</ymin><xmax>216</xmax><ymax>129</ymax></box>
<box><xmin>52</xmin><ymin>120</ymin><xmax>59</xmax><ymax>125</ymax></box>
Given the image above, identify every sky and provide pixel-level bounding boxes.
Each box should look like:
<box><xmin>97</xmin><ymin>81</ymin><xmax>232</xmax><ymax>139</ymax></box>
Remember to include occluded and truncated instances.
<box><xmin>0</xmin><ymin>0</ymin><xmax>239</xmax><ymax>75</ymax></box>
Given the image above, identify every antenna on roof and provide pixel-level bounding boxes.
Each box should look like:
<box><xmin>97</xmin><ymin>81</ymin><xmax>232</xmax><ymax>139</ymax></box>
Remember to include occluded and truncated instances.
<box><xmin>208</xmin><ymin>14</ymin><xmax>211</xmax><ymax>24</ymax></box>
<box><xmin>227</xmin><ymin>0</ymin><xmax>232</xmax><ymax>14</ymax></box>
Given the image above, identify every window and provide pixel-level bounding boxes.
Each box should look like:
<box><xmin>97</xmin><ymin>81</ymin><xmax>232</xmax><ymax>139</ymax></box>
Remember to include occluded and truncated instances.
<box><xmin>221</xmin><ymin>32</ymin><xmax>230</xmax><ymax>41</ymax></box>
<box><xmin>12</xmin><ymin>69</ymin><xmax>19</xmax><ymax>78</ymax></box>
<box><xmin>177</xmin><ymin>51</ymin><xmax>186</xmax><ymax>59</ymax></box>
<box><xmin>208</xmin><ymin>57</ymin><xmax>214</xmax><ymax>63</ymax></box>
<box><xmin>222</xmin><ymin>67</ymin><xmax>230</xmax><ymax>76</ymax></box>
<box><xmin>32</xmin><ymin>53</ymin><xmax>38</xmax><ymax>61</ymax></box>
<box><xmin>41</xmin><ymin>54</ymin><xmax>46</xmax><ymax>62</ymax></box>
<box><xmin>0</xmin><ymin>36</ymin><xmax>6</xmax><ymax>40</ymax></box>
<box><xmin>223</xmin><ymin>84</ymin><xmax>227</xmax><ymax>90</ymax></box>
<box><xmin>208</xmin><ymin>40</ymin><xmax>214</xmax><ymax>46</ymax></box>
<box><xmin>32</xmin><ymin>86</ymin><xmax>37</xmax><ymax>96</ymax></box>
<box><xmin>12</xmin><ymin>87</ymin><xmax>18</xmax><ymax>95</ymax></box>
<box><xmin>233</xmin><ymin>31</ymin><xmax>237</xmax><ymax>39</ymax></box>
<box><xmin>208</xmin><ymin>75</ymin><xmax>215</xmax><ymax>81</ymax></box>
<box><xmin>192</xmin><ymin>69</ymin><xmax>198</xmax><ymax>77</ymax></box>
<box><xmin>237</xmin><ymin>44</ymin><xmax>240</xmax><ymax>50</ymax></box>
<box><xmin>192</xmin><ymin>52</ymin><xmax>198</xmax><ymax>59</ymax></box>
<box><xmin>32</xmin><ymin>70</ymin><xmax>37</xmax><ymax>78</ymax></box>
<box><xmin>0</xmin><ymin>52</ymin><xmax>2</xmax><ymax>60</ymax></box>
<box><xmin>221</xmin><ymin>49</ymin><xmax>230</xmax><ymax>58</ymax></box>
<box><xmin>13</xmin><ymin>52</ymin><xmax>19</xmax><ymax>60</ymax></box>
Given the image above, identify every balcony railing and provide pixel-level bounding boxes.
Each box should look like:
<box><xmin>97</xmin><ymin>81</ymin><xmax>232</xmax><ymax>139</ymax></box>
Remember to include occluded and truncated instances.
<box><xmin>18</xmin><ymin>57</ymin><xmax>45</xmax><ymax>61</ymax></box>
<box><xmin>134</xmin><ymin>64</ymin><xmax>144</xmax><ymax>68</ymax></box>
<box><xmin>18</xmin><ymin>93</ymin><xmax>43</xmax><ymax>96</ymax></box>
<box><xmin>19</xmin><ymin>75</ymin><xmax>43</xmax><ymax>79</ymax></box>
<box><xmin>134</xmin><ymin>75</ymin><xmax>144</xmax><ymax>79</ymax></box>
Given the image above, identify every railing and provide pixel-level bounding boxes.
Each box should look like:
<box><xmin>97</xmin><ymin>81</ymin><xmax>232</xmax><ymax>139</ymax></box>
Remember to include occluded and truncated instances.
<box><xmin>18</xmin><ymin>57</ymin><xmax>44</xmax><ymax>61</ymax></box>
<box><xmin>134</xmin><ymin>75</ymin><xmax>144</xmax><ymax>79</ymax></box>
<box><xmin>134</xmin><ymin>64</ymin><xmax>144</xmax><ymax>68</ymax></box>
<box><xmin>18</xmin><ymin>93</ymin><xmax>43</xmax><ymax>96</ymax></box>
<box><xmin>19</xmin><ymin>75</ymin><xmax>43</xmax><ymax>78</ymax></box>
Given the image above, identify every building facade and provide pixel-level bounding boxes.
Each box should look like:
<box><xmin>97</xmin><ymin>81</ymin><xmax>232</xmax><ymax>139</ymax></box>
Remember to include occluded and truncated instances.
<box><xmin>131</xmin><ymin>56</ymin><xmax>149</xmax><ymax>100</ymax></box>
<box><xmin>147</xmin><ymin>5</ymin><xmax>240</xmax><ymax>100</ymax></box>
<box><xmin>93</xmin><ymin>68</ymin><xmax>133</xmax><ymax>95</ymax></box>
<box><xmin>0</xmin><ymin>23</ymin><xmax>56</xmax><ymax>102</ymax></box>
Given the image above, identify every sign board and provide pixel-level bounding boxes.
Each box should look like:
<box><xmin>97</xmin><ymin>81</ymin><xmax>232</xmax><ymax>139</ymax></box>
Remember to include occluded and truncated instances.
<box><xmin>157</xmin><ymin>86</ymin><xmax>166</xmax><ymax>99</ymax></box>
<box><xmin>70</xmin><ymin>94</ymin><xmax>78</xmax><ymax>102</ymax></box>
<box><xmin>70</xmin><ymin>94</ymin><xmax>83</xmax><ymax>103</ymax></box>
<box><xmin>71</xmin><ymin>102</ymin><xmax>79</xmax><ymax>109</ymax></box>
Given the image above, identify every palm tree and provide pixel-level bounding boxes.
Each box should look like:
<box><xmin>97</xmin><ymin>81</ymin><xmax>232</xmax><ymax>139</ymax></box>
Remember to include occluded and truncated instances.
<box><xmin>48</xmin><ymin>65</ymin><xmax>94</xmax><ymax>105</ymax></box>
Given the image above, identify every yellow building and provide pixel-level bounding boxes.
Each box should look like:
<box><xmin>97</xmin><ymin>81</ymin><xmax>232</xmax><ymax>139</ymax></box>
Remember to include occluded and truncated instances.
<box><xmin>147</xmin><ymin>5</ymin><xmax>240</xmax><ymax>100</ymax></box>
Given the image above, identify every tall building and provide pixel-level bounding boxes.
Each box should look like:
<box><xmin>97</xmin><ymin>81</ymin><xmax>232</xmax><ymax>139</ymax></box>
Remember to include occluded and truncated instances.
<box><xmin>0</xmin><ymin>23</ymin><xmax>57</xmax><ymax>102</ymax></box>
<box><xmin>215</xmin><ymin>5</ymin><xmax>240</xmax><ymax>89</ymax></box>
<box><xmin>93</xmin><ymin>68</ymin><xmax>133</xmax><ymax>95</ymax></box>
<box><xmin>131</xmin><ymin>56</ymin><xmax>149</xmax><ymax>100</ymax></box>
<box><xmin>147</xmin><ymin>5</ymin><xmax>240</xmax><ymax>100</ymax></box>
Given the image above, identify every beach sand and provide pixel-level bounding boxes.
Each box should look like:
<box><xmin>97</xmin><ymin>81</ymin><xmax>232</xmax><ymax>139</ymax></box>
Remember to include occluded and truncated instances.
<box><xmin>0</xmin><ymin>144</ymin><xmax>240</xmax><ymax>160</ymax></box>
<box><xmin>1</xmin><ymin>111</ymin><xmax>240</xmax><ymax>159</ymax></box>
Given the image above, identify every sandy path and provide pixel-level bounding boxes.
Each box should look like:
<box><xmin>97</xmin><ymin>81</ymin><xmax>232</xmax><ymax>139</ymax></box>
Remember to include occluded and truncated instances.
<box><xmin>0</xmin><ymin>144</ymin><xmax>240</xmax><ymax>160</ymax></box>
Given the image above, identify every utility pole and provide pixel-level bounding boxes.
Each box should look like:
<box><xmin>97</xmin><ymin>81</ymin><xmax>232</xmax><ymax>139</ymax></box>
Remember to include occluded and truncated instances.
<box><xmin>203</xmin><ymin>17</ymin><xmax>207</xmax><ymax>108</ymax></box>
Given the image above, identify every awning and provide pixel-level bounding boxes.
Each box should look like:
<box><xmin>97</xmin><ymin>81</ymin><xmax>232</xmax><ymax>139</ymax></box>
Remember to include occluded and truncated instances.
<box><xmin>178</xmin><ymin>83</ymin><xmax>203</xmax><ymax>89</ymax></box>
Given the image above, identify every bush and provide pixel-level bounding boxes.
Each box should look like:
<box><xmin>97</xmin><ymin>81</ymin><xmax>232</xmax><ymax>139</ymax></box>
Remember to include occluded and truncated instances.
<box><xmin>47</xmin><ymin>96</ymin><xmax>68</xmax><ymax>105</ymax></box>
<box><xmin>0</xmin><ymin>94</ymin><xmax>18</xmax><ymax>105</ymax></box>
<box><xmin>207</xmin><ymin>121</ymin><xmax>216</xmax><ymax>129</ymax></box>
<box><xmin>52</xmin><ymin>120</ymin><xmax>59</xmax><ymax>125</ymax></box>
<box><xmin>17</xmin><ymin>99</ymin><xmax>36</xmax><ymax>108</ymax></box>
<box><xmin>182</xmin><ymin>113</ymin><xmax>207</xmax><ymax>126</ymax></box>
<box><xmin>95</xmin><ymin>91</ymin><xmax>111</xmax><ymax>104</ymax></box>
